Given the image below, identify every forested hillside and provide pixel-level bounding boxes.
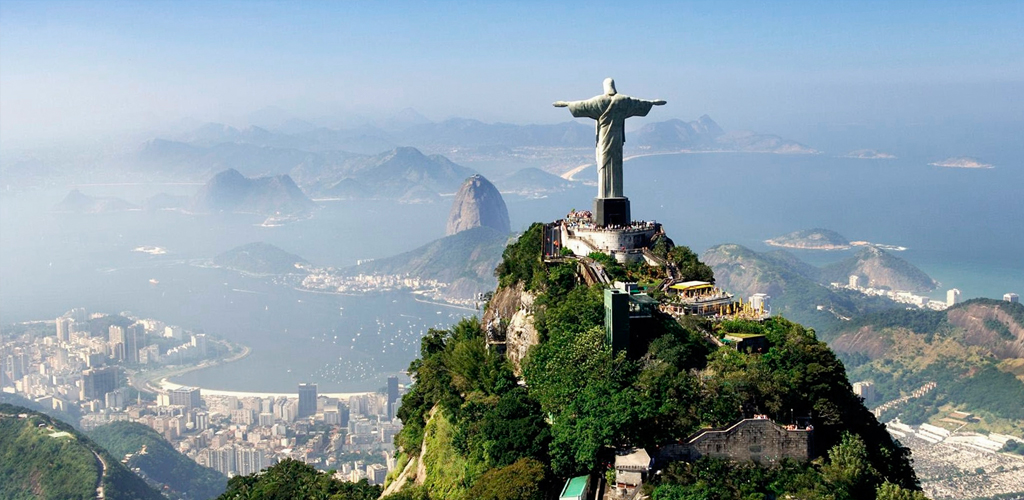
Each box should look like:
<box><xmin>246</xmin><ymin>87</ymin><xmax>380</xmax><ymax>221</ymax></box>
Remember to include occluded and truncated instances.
<box><xmin>384</xmin><ymin>223</ymin><xmax>923</xmax><ymax>500</ymax></box>
<box><xmin>0</xmin><ymin>404</ymin><xmax>164</xmax><ymax>500</ymax></box>
<box><xmin>828</xmin><ymin>298</ymin><xmax>1024</xmax><ymax>434</ymax></box>
<box><xmin>216</xmin><ymin>458</ymin><xmax>381</xmax><ymax>500</ymax></box>
<box><xmin>90</xmin><ymin>421</ymin><xmax>228</xmax><ymax>500</ymax></box>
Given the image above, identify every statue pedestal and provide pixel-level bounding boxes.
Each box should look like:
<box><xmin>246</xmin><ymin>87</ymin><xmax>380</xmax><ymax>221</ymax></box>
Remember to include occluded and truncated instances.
<box><xmin>593</xmin><ymin>197</ymin><xmax>630</xmax><ymax>227</ymax></box>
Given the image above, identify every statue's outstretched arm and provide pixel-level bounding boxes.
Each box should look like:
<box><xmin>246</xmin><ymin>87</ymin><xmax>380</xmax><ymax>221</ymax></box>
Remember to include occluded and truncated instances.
<box><xmin>651</xmin><ymin>99</ymin><xmax>667</xmax><ymax>105</ymax></box>
<box><xmin>553</xmin><ymin>101</ymin><xmax>569</xmax><ymax>107</ymax></box>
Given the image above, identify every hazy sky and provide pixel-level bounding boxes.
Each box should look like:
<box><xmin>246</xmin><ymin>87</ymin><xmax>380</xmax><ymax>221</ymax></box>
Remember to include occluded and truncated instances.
<box><xmin>2</xmin><ymin>0</ymin><xmax>1022</xmax><ymax>149</ymax></box>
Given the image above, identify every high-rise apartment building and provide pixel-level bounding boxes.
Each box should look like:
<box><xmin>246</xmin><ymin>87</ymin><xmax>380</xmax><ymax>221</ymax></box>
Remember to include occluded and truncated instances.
<box><xmin>947</xmin><ymin>288</ymin><xmax>961</xmax><ymax>307</ymax></box>
<box><xmin>298</xmin><ymin>383</ymin><xmax>317</xmax><ymax>418</ymax></box>
<box><xmin>82</xmin><ymin>366</ymin><xmax>118</xmax><ymax>400</ymax></box>
<box><xmin>169</xmin><ymin>386</ymin><xmax>202</xmax><ymax>411</ymax></box>
<box><xmin>125</xmin><ymin>324</ymin><xmax>143</xmax><ymax>364</ymax></box>
<box><xmin>387</xmin><ymin>376</ymin><xmax>399</xmax><ymax>420</ymax></box>
<box><xmin>56</xmin><ymin>317</ymin><xmax>72</xmax><ymax>343</ymax></box>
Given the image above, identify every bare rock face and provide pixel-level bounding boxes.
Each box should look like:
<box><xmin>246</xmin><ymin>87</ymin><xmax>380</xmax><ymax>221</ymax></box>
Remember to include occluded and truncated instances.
<box><xmin>482</xmin><ymin>282</ymin><xmax>538</xmax><ymax>375</ymax></box>
<box><xmin>445</xmin><ymin>174</ymin><xmax>510</xmax><ymax>236</ymax></box>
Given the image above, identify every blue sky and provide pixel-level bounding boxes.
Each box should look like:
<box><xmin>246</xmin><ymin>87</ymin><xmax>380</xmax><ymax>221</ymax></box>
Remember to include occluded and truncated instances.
<box><xmin>1</xmin><ymin>0</ymin><xmax>1022</xmax><ymax>148</ymax></box>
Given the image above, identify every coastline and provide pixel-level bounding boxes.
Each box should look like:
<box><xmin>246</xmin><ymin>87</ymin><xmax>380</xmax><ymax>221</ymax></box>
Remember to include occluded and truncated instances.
<box><xmin>562</xmin><ymin>149</ymin><xmax>820</xmax><ymax>181</ymax></box>
<box><xmin>157</xmin><ymin>378</ymin><xmax>375</xmax><ymax>400</ymax></box>
<box><xmin>411</xmin><ymin>296</ymin><xmax>480</xmax><ymax>313</ymax></box>
<box><xmin>129</xmin><ymin>340</ymin><xmax>251</xmax><ymax>395</ymax></box>
<box><xmin>764</xmin><ymin>241</ymin><xmax>851</xmax><ymax>251</ymax></box>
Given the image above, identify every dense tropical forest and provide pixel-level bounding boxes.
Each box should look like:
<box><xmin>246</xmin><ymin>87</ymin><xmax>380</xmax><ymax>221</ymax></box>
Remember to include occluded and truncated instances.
<box><xmin>90</xmin><ymin>421</ymin><xmax>228</xmax><ymax>500</ymax></box>
<box><xmin>0</xmin><ymin>403</ymin><xmax>163</xmax><ymax>500</ymax></box>
<box><xmin>386</xmin><ymin>223</ymin><xmax>923</xmax><ymax>500</ymax></box>
<box><xmin>216</xmin><ymin>458</ymin><xmax>381</xmax><ymax>500</ymax></box>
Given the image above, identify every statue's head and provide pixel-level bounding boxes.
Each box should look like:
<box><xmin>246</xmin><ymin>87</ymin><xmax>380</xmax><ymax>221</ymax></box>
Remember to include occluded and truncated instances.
<box><xmin>603</xmin><ymin>78</ymin><xmax>617</xmax><ymax>96</ymax></box>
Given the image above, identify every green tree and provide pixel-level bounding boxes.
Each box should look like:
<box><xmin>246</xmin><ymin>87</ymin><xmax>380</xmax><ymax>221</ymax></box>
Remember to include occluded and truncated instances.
<box><xmin>466</xmin><ymin>458</ymin><xmax>547</xmax><ymax>500</ymax></box>
<box><xmin>821</xmin><ymin>433</ymin><xmax>880</xmax><ymax>500</ymax></box>
<box><xmin>480</xmin><ymin>388</ymin><xmax>551</xmax><ymax>467</ymax></box>
<box><xmin>217</xmin><ymin>459</ymin><xmax>380</xmax><ymax>500</ymax></box>
<box><xmin>668</xmin><ymin>245</ymin><xmax>714</xmax><ymax>282</ymax></box>
<box><xmin>875</xmin><ymin>482</ymin><xmax>929</xmax><ymax>500</ymax></box>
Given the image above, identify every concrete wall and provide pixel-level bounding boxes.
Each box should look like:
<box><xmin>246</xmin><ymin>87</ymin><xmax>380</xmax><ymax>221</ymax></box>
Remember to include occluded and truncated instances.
<box><xmin>560</xmin><ymin>225</ymin><xmax>655</xmax><ymax>264</ymax></box>
<box><xmin>658</xmin><ymin>419</ymin><xmax>812</xmax><ymax>465</ymax></box>
<box><xmin>572</xmin><ymin>227</ymin><xmax>655</xmax><ymax>253</ymax></box>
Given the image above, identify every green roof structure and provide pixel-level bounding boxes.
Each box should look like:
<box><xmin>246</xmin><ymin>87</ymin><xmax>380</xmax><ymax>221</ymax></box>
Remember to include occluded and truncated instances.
<box><xmin>559</xmin><ymin>475</ymin><xmax>590</xmax><ymax>500</ymax></box>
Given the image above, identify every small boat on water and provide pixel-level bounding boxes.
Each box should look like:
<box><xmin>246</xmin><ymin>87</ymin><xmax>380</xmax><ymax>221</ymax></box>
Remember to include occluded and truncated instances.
<box><xmin>149</xmin><ymin>279</ymin><xmax>159</xmax><ymax>285</ymax></box>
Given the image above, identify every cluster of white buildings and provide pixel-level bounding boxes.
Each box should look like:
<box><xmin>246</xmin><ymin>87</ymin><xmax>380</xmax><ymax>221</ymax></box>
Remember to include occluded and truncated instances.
<box><xmin>302</xmin><ymin>270</ymin><xmax>446</xmax><ymax>296</ymax></box>
<box><xmin>1</xmin><ymin>308</ymin><xmax>215</xmax><ymax>417</ymax></box>
<box><xmin>2</xmin><ymin>307</ymin><xmax>407</xmax><ymax>484</ymax></box>
<box><xmin>176</xmin><ymin>389</ymin><xmax>403</xmax><ymax>481</ymax></box>
<box><xmin>835</xmin><ymin>275</ymin><xmax>960</xmax><ymax>311</ymax></box>
<box><xmin>301</xmin><ymin>270</ymin><xmax>482</xmax><ymax>308</ymax></box>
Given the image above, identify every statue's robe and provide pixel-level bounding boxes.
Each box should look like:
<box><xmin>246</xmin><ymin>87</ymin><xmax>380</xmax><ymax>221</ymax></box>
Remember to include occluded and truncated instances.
<box><xmin>567</xmin><ymin>94</ymin><xmax>657</xmax><ymax>199</ymax></box>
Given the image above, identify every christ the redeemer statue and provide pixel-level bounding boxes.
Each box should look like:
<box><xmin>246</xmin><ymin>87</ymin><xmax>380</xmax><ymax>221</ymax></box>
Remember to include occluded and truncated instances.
<box><xmin>555</xmin><ymin>78</ymin><xmax>665</xmax><ymax>226</ymax></box>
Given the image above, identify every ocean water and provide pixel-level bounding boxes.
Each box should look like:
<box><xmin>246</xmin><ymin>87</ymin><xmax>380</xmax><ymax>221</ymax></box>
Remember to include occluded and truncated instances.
<box><xmin>1</xmin><ymin>152</ymin><xmax>1021</xmax><ymax>391</ymax></box>
<box><xmin>0</xmin><ymin>188</ymin><xmax>467</xmax><ymax>392</ymax></box>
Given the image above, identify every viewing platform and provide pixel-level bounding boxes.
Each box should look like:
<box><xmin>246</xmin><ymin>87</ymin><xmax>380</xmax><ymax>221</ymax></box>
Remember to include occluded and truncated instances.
<box><xmin>547</xmin><ymin>210</ymin><xmax>662</xmax><ymax>264</ymax></box>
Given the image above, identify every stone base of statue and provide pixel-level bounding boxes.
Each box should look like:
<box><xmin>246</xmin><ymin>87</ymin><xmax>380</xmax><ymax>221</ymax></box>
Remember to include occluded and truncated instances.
<box><xmin>593</xmin><ymin>197</ymin><xmax>630</xmax><ymax>227</ymax></box>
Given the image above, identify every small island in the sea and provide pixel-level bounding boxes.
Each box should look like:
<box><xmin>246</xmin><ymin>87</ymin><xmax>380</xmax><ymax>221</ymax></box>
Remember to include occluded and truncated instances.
<box><xmin>765</xmin><ymin>228</ymin><xmax>851</xmax><ymax>250</ymax></box>
<box><xmin>929</xmin><ymin>156</ymin><xmax>994</xmax><ymax>169</ymax></box>
<box><xmin>133</xmin><ymin>246</ymin><xmax>168</xmax><ymax>256</ymax></box>
<box><xmin>842</xmin><ymin>149</ymin><xmax>896</xmax><ymax>159</ymax></box>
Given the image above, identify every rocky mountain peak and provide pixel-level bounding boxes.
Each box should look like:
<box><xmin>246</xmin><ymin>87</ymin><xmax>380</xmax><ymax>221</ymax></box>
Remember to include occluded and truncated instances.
<box><xmin>445</xmin><ymin>174</ymin><xmax>510</xmax><ymax>236</ymax></box>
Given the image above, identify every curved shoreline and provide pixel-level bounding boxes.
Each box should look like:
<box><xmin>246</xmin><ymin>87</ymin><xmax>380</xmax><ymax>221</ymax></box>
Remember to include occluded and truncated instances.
<box><xmin>129</xmin><ymin>340</ymin><xmax>251</xmax><ymax>395</ymax></box>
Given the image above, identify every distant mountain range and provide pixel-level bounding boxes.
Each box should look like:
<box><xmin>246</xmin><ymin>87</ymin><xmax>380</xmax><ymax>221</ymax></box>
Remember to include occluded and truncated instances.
<box><xmin>53</xmin><ymin>189</ymin><xmax>138</xmax><ymax>213</ymax></box>
<box><xmin>190</xmin><ymin>169</ymin><xmax>316</xmax><ymax>216</ymax></box>
<box><xmin>54</xmin><ymin>170</ymin><xmax>318</xmax><ymax>218</ymax></box>
<box><xmin>136</xmin><ymin>114</ymin><xmax>815</xmax><ymax>178</ymax></box>
<box><xmin>163</xmin><ymin>113</ymin><xmax>813</xmax><ymax>155</ymax></box>
<box><xmin>300</xmin><ymin>147</ymin><xmax>475</xmax><ymax>202</ymax></box>
<box><xmin>492</xmin><ymin>167</ymin><xmax>574</xmax><ymax>195</ymax></box>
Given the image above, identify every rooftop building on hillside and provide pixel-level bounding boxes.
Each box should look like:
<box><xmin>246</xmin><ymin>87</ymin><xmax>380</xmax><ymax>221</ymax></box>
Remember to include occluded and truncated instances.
<box><xmin>1005</xmin><ymin>293</ymin><xmax>1019</xmax><ymax>304</ymax></box>
<box><xmin>723</xmin><ymin>333</ymin><xmax>769</xmax><ymax>353</ymax></box>
<box><xmin>558</xmin><ymin>475</ymin><xmax>591</xmax><ymax>500</ymax></box>
<box><xmin>614</xmin><ymin>448</ymin><xmax>653</xmax><ymax>493</ymax></box>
